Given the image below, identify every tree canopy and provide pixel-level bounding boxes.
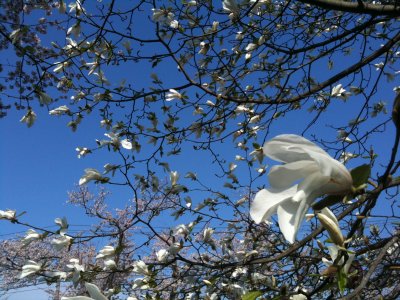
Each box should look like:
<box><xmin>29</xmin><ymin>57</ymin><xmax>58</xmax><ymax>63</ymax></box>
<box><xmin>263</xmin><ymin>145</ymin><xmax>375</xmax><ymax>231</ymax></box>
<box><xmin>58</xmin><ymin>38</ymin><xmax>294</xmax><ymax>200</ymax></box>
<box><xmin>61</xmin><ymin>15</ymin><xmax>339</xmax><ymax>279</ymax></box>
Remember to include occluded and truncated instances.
<box><xmin>0</xmin><ymin>0</ymin><xmax>399</xmax><ymax>299</ymax></box>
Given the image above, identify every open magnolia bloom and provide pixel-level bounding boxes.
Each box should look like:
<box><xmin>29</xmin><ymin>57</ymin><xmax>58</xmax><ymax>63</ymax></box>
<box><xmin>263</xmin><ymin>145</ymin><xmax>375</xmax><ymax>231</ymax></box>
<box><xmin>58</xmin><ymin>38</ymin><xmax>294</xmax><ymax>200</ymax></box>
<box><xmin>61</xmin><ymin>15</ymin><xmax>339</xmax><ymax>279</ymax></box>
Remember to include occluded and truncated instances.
<box><xmin>250</xmin><ymin>134</ymin><xmax>353</xmax><ymax>243</ymax></box>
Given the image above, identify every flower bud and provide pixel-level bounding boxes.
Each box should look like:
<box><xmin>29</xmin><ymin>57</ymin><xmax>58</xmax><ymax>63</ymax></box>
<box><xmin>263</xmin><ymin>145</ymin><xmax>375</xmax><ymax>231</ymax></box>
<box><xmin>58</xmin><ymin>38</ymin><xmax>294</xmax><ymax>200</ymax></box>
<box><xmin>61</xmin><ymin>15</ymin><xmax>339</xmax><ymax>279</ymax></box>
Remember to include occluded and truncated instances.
<box><xmin>317</xmin><ymin>212</ymin><xmax>344</xmax><ymax>246</ymax></box>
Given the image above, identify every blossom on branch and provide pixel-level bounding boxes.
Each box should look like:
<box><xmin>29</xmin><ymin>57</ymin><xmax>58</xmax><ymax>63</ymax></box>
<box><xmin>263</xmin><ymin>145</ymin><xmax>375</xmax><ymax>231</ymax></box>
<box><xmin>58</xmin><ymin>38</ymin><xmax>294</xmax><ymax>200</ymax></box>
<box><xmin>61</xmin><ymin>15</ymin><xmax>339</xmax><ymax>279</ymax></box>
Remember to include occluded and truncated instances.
<box><xmin>79</xmin><ymin>168</ymin><xmax>109</xmax><ymax>185</ymax></box>
<box><xmin>0</xmin><ymin>209</ymin><xmax>16</xmax><ymax>220</ymax></box>
<box><xmin>250</xmin><ymin>134</ymin><xmax>353</xmax><ymax>243</ymax></box>
<box><xmin>20</xmin><ymin>260</ymin><xmax>41</xmax><ymax>279</ymax></box>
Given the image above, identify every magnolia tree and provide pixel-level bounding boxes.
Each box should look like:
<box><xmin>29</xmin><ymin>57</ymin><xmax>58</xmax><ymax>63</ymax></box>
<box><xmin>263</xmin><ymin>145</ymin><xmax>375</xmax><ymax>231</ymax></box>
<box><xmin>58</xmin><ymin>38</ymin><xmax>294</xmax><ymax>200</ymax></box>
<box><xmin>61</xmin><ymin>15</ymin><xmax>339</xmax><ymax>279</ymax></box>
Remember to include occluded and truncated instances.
<box><xmin>1</xmin><ymin>0</ymin><xmax>400</xmax><ymax>299</ymax></box>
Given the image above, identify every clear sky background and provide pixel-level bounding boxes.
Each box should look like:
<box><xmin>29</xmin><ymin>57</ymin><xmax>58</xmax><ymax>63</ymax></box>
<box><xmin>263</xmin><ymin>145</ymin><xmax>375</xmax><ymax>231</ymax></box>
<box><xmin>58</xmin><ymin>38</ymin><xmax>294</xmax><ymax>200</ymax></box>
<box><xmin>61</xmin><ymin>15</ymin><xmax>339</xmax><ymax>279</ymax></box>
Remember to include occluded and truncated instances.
<box><xmin>1</xmin><ymin>1</ymin><xmax>399</xmax><ymax>299</ymax></box>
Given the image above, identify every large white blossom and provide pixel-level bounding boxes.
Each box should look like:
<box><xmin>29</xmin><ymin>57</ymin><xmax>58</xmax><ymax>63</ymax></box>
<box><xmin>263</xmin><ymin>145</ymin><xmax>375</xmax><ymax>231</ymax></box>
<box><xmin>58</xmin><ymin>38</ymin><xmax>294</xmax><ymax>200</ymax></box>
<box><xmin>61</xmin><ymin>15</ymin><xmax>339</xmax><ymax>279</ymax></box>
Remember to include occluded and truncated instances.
<box><xmin>66</xmin><ymin>258</ymin><xmax>85</xmax><ymax>284</ymax></box>
<box><xmin>79</xmin><ymin>168</ymin><xmax>109</xmax><ymax>185</ymax></box>
<box><xmin>156</xmin><ymin>249</ymin><xmax>169</xmax><ymax>263</ymax></box>
<box><xmin>22</xmin><ymin>229</ymin><xmax>41</xmax><ymax>245</ymax></box>
<box><xmin>20</xmin><ymin>110</ymin><xmax>37</xmax><ymax>128</ymax></box>
<box><xmin>55</xmin><ymin>217</ymin><xmax>69</xmax><ymax>235</ymax></box>
<box><xmin>250</xmin><ymin>134</ymin><xmax>353</xmax><ymax>243</ymax></box>
<box><xmin>49</xmin><ymin>105</ymin><xmax>70</xmax><ymax>116</ymax></box>
<box><xmin>52</xmin><ymin>235</ymin><xmax>72</xmax><ymax>251</ymax></box>
<box><xmin>20</xmin><ymin>260</ymin><xmax>42</xmax><ymax>278</ymax></box>
<box><xmin>0</xmin><ymin>209</ymin><xmax>16</xmax><ymax>220</ymax></box>
<box><xmin>96</xmin><ymin>245</ymin><xmax>115</xmax><ymax>259</ymax></box>
<box><xmin>132</xmin><ymin>260</ymin><xmax>150</xmax><ymax>276</ymax></box>
<box><xmin>61</xmin><ymin>282</ymin><xmax>107</xmax><ymax>300</ymax></box>
<box><xmin>331</xmin><ymin>84</ymin><xmax>351</xmax><ymax>100</ymax></box>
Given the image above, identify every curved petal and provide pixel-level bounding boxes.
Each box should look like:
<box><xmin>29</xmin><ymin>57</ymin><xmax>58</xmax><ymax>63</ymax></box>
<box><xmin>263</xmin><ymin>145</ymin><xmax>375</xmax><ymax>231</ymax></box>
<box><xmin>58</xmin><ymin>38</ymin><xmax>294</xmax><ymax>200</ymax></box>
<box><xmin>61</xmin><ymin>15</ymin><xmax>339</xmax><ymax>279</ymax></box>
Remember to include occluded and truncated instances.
<box><xmin>268</xmin><ymin>160</ymin><xmax>318</xmax><ymax>189</ymax></box>
<box><xmin>263</xmin><ymin>134</ymin><xmax>329</xmax><ymax>163</ymax></box>
<box><xmin>277</xmin><ymin>200</ymin><xmax>298</xmax><ymax>243</ymax></box>
<box><xmin>277</xmin><ymin>197</ymin><xmax>311</xmax><ymax>243</ymax></box>
<box><xmin>85</xmin><ymin>283</ymin><xmax>108</xmax><ymax>300</ymax></box>
<box><xmin>327</xmin><ymin>245</ymin><xmax>339</xmax><ymax>261</ymax></box>
<box><xmin>295</xmin><ymin>172</ymin><xmax>330</xmax><ymax>202</ymax></box>
<box><xmin>250</xmin><ymin>186</ymin><xmax>297</xmax><ymax>224</ymax></box>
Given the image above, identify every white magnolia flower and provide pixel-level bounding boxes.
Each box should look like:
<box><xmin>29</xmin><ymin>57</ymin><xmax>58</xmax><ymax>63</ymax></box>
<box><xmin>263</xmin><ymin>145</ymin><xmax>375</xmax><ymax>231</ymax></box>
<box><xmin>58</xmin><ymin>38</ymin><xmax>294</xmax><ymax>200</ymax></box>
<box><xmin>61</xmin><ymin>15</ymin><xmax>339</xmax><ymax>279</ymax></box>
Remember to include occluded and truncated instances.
<box><xmin>166</xmin><ymin>89</ymin><xmax>183</xmax><ymax>101</ymax></box>
<box><xmin>96</xmin><ymin>245</ymin><xmax>115</xmax><ymax>259</ymax></box>
<box><xmin>52</xmin><ymin>235</ymin><xmax>72</xmax><ymax>251</ymax></box>
<box><xmin>0</xmin><ymin>209</ymin><xmax>16</xmax><ymax>220</ymax></box>
<box><xmin>175</xmin><ymin>224</ymin><xmax>189</xmax><ymax>236</ymax></box>
<box><xmin>331</xmin><ymin>84</ymin><xmax>351</xmax><ymax>100</ymax></box>
<box><xmin>100</xmin><ymin>132</ymin><xmax>132</xmax><ymax>150</ymax></box>
<box><xmin>103</xmin><ymin>259</ymin><xmax>117</xmax><ymax>270</ymax></box>
<box><xmin>9</xmin><ymin>29</ymin><xmax>22</xmax><ymax>44</ymax></box>
<box><xmin>37</xmin><ymin>91</ymin><xmax>52</xmax><ymax>105</ymax></box>
<box><xmin>156</xmin><ymin>249</ymin><xmax>169</xmax><ymax>263</ymax></box>
<box><xmin>20</xmin><ymin>260</ymin><xmax>42</xmax><ymax>278</ymax></box>
<box><xmin>67</xmin><ymin>22</ymin><xmax>81</xmax><ymax>37</ymax></box>
<box><xmin>168</xmin><ymin>242</ymin><xmax>183</xmax><ymax>255</ymax></box>
<box><xmin>44</xmin><ymin>270</ymin><xmax>67</xmax><ymax>280</ymax></box>
<box><xmin>55</xmin><ymin>217</ymin><xmax>69</xmax><ymax>235</ymax></box>
<box><xmin>222</xmin><ymin>0</ymin><xmax>240</xmax><ymax>17</ymax></box>
<box><xmin>198</xmin><ymin>41</ymin><xmax>209</xmax><ymax>55</ymax></box>
<box><xmin>186</xmin><ymin>1</ymin><xmax>197</xmax><ymax>6</ymax></box>
<box><xmin>170</xmin><ymin>171</ymin><xmax>179</xmax><ymax>186</ymax></box>
<box><xmin>132</xmin><ymin>260</ymin><xmax>150</xmax><ymax>276</ymax></box>
<box><xmin>152</xmin><ymin>8</ymin><xmax>174</xmax><ymax>23</ymax></box>
<box><xmin>79</xmin><ymin>168</ymin><xmax>109</xmax><ymax>185</ymax></box>
<box><xmin>290</xmin><ymin>295</ymin><xmax>307</xmax><ymax>300</ymax></box>
<box><xmin>49</xmin><ymin>105</ymin><xmax>70</xmax><ymax>116</ymax></box>
<box><xmin>76</xmin><ymin>147</ymin><xmax>91</xmax><ymax>158</ymax></box>
<box><xmin>339</xmin><ymin>151</ymin><xmax>357</xmax><ymax>163</ymax></box>
<box><xmin>250</xmin><ymin>134</ymin><xmax>353</xmax><ymax>243</ymax></box>
<box><xmin>374</xmin><ymin>62</ymin><xmax>384</xmax><ymax>70</ymax></box>
<box><xmin>203</xmin><ymin>227</ymin><xmax>214</xmax><ymax>242</ymax></box>
<box><xmin>322</xmin><ymin>244</ymin><xmax>355</xmax><ymax>275</ymax></box>
<box><xmin>61</xmin><ymin>282</ymin><xmax>107</xmax><ymax>300</ymax></box>
<box><xmin>132</xmin><ymin>277</ymin><xmax>150</xmax><ymax>289</ymax></box>
<box><xmin>20</xmin><ymin>110</ymin><xmax>37</xmax><ymax>128</ymax></box>
<box><xmin>245</xmin><ymin>43</ymin><xmax>257</xmax><ymax>52</ymax></box>
<box><xmin>22</xmin><ymin>229</ymin><xmax>41</xmax><ymax>245</ymax></box>
<box><xmin>170</xmin><ymin>20</ymin><xmax>179</xmax><ymax>29</ymax></box>
<box><xmin>236</xmin><ymin>31</ymin><xmax>244</xmax><ymax>40</ymax></box>
<box><xmin>120</xmin><ymin>139</ymin><xmax>133</xmax><ymax>150</ymax></box>
<box><xmin>103</xmin><ymin>163</ymin><xmax>119</xmax><ymax>175</ymax></box>
<box><xmin>53</xmin><ymin>61</ymin><xmax>69</xmax><ymax>73</ymax></box>
<box><xmin>66</xmin><ymin>258</ymin><xmax>85</xmax><ymax>284</ymax></box>
<box><xmin>68</xmin><ymin>0</ymin><xmax>85</xmax><ymax>15</ymax></box>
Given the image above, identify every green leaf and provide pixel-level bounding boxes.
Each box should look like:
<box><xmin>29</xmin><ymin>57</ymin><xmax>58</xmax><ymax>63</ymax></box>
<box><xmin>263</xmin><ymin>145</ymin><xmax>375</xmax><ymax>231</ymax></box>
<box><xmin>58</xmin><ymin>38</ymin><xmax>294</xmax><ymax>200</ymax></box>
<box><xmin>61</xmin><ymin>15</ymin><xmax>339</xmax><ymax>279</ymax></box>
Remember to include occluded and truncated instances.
<box><xmin>350</xmin><ymin>164</ymin><xmax>371</xmax><ymax>188</ymax></box>
<box><xmin>312</xmin><ymin>195</ymin><xmax>343</xmax><ymax>210</ymax></box>
<box><xmin>242</xmin><ymin>291</ymin><xmax>263</xmax><ymax>300</ymax></box>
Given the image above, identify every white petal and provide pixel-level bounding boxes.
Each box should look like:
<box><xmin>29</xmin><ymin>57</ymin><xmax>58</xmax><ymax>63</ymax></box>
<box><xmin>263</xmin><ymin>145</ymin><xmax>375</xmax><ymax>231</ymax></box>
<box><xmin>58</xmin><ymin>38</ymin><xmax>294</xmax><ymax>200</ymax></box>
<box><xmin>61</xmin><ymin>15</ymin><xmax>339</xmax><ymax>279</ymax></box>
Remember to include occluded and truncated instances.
<box><xmin>61</xmin><ymin>297</ymin><xmax>94</xmax><ymax>300</ymax></box>
<box><xmin>295</xmin><ymin>172</ymin><xmax>330</xmax><ymax>201</ymax></box>
<box><xmin>250</xmin><ymin>186</ymin><xmax>297</xmax><ymax>224</ymax></box>
<box><xmin>322</xmin><ymin>257</ymin><xmax>333</xmax><ymax>267</ymax></box>
<box><xmin>327</xmin><ymin>245</ymin><xmax>339</xmax><ymax>261</ymax></box>
<box><xmin>343</xmin><ymin>253</ymin><xmax>355</xmax><ymax>274</ymax></box>
<box><xmin>277</xmin><ymin>196</ymin><xmax>312</xmax><ymax>243</ymax></box>
<box><xmin>120</xmin><ymin>139</ymin><xmax>132</xmax><ymax>150</ymax></box>
<box><xmin>263</xmin><ymin>134</ymin><xmax>328</xmax><ymax>163</ymax></box>
<box><xmin>85</xmin><ymin>283</ymin><xmax>108</xmax><ymax>300</ymax></box>
<box><xmin>277</xmin><ymin>200</ymin><xmax>298</xmax><ymax>243</ymax></box>
<box><xmin>268</xmin><ymin>160</ymin><xmax>318</xmax><ymax>189</ymax></box>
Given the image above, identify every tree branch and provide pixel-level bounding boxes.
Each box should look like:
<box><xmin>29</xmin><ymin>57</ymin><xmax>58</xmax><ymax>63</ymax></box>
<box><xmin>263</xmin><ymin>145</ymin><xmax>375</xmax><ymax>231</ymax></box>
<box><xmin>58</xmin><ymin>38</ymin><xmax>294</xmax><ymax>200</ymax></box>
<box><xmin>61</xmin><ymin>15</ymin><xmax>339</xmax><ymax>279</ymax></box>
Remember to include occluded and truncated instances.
<box><xmin>297</xmin><ymin>0</ymin><xmax>400</xmax><ymax>16</ymax></box>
